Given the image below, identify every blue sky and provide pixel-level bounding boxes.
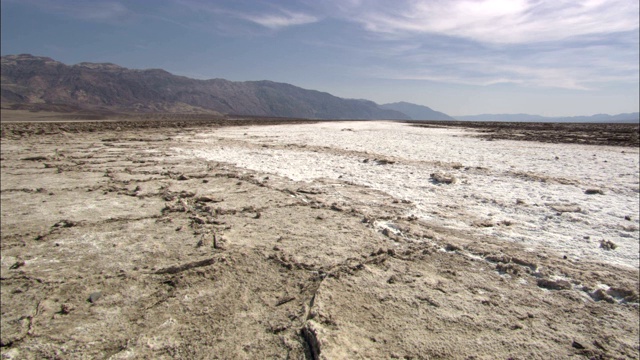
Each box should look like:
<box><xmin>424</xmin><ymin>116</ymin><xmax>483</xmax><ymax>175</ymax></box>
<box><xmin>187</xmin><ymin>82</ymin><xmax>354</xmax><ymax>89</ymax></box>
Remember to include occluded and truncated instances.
<box><xmin>1</xmin><ymin>0</ymin><xmax>638</xmax><ymax>116</ymax></box>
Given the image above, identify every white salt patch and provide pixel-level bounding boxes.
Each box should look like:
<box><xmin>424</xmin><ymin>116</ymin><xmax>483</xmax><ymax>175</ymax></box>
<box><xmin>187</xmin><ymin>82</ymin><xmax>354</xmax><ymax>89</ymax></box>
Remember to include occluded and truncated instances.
<box><xmin>174</xmin><ymin>121</ymin><xmax>640</xmax><ymax>268</ymax></box>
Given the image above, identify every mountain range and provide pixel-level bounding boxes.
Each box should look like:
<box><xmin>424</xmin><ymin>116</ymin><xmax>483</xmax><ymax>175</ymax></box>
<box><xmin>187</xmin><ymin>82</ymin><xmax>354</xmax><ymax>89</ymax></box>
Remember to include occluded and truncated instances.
<box><xmin>380</xmin><ymin>102</ymin><xmax>454</xmax><ymax>120</ymax></box>
<box><xmin>2</xmin><ymin>54</ymin><xmax>637</xmax><ymax>123</ymax></box>
<box><xmin>0</xmin><ymin>54</ymin><xmax>409</xmax><ymax>120</ymax></box>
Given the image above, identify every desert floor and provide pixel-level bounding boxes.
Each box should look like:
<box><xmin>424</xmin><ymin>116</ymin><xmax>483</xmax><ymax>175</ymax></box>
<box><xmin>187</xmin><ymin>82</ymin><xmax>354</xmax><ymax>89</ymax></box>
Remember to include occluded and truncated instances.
<box><xmin>1</xmin><ymin>115</ymin><xmax>639</xmax><ymax>359</ymax></box>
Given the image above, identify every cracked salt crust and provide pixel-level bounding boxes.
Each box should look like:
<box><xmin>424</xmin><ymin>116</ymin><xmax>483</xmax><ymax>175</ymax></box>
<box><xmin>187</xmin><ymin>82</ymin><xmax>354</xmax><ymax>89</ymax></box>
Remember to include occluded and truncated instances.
<box><xmin>174</xmin><ymin>121</ymin><xmax>639</xmax><ymax>268</ymax></box>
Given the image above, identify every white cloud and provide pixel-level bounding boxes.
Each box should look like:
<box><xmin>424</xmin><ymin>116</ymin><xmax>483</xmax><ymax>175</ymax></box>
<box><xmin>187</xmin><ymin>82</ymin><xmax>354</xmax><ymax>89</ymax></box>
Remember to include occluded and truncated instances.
<box><xmin>357</xmin><ymin>34</ymin><xmax>639</xmax><ymax>91</ymax></box>
<box><xmin>314</xmin><ymin>0</ymin><xmax>639</xmax><ymax>90</ymax></box>
<box><xmin>332</xmin><ymin>0</ymin><xmax>639</xmax><ymax>44</ymax></box>
<box><xmin>172</xmin><ymin>1</ymin><xmax>318</xmax><ymax>31</ymax></box>
<box><xmin>240</xmin><ymin>10</ymin><xmax>319</xmax><ymax>29</ymax></box>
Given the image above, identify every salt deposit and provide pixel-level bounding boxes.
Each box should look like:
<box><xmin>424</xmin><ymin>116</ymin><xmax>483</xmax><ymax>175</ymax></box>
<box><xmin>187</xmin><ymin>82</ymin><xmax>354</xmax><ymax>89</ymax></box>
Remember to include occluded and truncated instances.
<box><xmin>175</xmin><ymin>121</ymin><xmax>640</xmax><ymax>268</ymax></box>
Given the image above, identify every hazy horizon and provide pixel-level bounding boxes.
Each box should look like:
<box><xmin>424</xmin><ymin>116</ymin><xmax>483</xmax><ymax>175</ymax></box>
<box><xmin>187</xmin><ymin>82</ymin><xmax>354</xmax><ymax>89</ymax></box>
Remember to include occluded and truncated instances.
<box><xmin>1</xmin><ymin>0</ymin><xmax>639</xmax><ymax>117</ymax></box>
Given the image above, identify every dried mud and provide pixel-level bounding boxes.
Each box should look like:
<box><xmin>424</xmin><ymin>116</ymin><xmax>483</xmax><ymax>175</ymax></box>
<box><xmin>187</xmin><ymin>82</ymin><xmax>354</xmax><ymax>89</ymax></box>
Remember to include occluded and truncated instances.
<box><xmin>410</xmin><ymin>121</ymin><xmax>640</xmax><ymax>148</ymax></box>
<box><xmin>1</xmin><ymin>115</ymin><xmax>639</xmax><ymax>359</ymax></box>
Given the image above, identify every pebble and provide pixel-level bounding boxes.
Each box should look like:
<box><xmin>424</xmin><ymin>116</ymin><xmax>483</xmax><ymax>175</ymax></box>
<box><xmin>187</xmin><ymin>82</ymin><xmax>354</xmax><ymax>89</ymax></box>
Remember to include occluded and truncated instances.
<box><xmin>88</xmin><ymin>292</ymin><xmax>102</xmax><ymax>303</ymax></box>
<box><xmin>600</xmin><ymin>240</ymin><xmax>617</xmax><ymax>250</ymax></box>
<box><xmin>584</xmin><ymin>188</ymin><xmax>604</xmax><ymax>195</ymax></box>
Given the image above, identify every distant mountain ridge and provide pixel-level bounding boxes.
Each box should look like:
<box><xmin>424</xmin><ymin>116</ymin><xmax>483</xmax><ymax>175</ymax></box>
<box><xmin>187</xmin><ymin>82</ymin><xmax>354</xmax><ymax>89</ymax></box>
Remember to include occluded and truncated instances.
<box><xmin>456</xmin><ymin>113</ymin><xmax>640</xmax><ymax>123</ymax></box>
<box><xmin>0</xmin><ymin>54</ymin><xmax>409</xmax><ymax>120</ymax></box>
<box><xmin>380</xmin><ymin>102</ymin><xmax>454</xmax><ymax>120</ymax></box>
<box><xmin>4</xmin><ymin>54</ymin><xmax>631</xmax><ymax>123</ymax></box>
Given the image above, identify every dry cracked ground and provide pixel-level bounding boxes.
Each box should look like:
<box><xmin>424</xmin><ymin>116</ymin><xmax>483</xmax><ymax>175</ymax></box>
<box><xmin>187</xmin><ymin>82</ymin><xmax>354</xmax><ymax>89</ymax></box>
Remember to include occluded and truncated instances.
<box><xmin>1</xmin><ymin>116</ymin><xmax>639</xmax><ymax>359</ymax></box>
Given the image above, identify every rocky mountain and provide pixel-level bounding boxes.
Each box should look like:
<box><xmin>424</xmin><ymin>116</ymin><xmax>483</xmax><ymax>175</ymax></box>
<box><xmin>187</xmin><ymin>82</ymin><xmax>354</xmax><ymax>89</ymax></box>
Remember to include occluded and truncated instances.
<box><xmin>1</xmin><ymin>54</ymin><xmax>409</xmax><ymax>120</ymax></box>
<box><xmin>456</xmin><ymin>113</ymin><xmax>640</xmax><ymax>123</ymax></box>
<box><xmin>380</xmin><ymin>101</ymin><xmax>454</xmax><ymax>120</ymax></box>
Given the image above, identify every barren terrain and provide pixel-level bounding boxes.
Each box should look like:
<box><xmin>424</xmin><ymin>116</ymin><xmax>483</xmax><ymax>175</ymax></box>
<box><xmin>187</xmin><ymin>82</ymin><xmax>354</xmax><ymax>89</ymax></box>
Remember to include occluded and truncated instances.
<box><xmin>1</xmin><ymin>112</ymin><xmax>639</xmax><ymax>359</ymax></box>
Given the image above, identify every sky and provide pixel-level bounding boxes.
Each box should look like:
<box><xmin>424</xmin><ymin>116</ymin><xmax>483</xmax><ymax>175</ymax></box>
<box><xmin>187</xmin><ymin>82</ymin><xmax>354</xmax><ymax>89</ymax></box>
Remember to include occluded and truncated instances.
<box><xmin>1</xmin><ymin>0</ymin><xmax>639</xmax><ymax>117</ymax></box>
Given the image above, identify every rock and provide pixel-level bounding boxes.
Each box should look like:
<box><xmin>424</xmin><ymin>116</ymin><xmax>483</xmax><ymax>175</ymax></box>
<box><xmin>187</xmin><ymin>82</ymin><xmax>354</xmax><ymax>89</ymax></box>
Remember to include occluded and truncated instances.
<box><xmin>606</xmin><ymin>287</ymin><xmax>639</xmax><ymax>303</ymax></box>
<box><xmin>430</xmin><ymin>172</ymin><xmax>456</xmax><ymax>184</ymax></box>
<box><xmin>444</xmin><ymin>244</ymin><xmax>461</xmax><ymax>251</ymax></box>
<box><xmin>549</xmin><ymin>204</ymin><xmax>581</xmax><ymax>213</ymax></box>
<box><xmin>9</xmin><ymin>261</ymin><xmax>25</xmax><ymax>270</ymax></box>
<box><xmin>177</xmin><ymin>174</ymin><xmax>189</xmax><ymax>181</ymax></box>
<box><xmin>302</xmin><ymin>322</ymin><xmax>322</xmax><ymax>359</ymax></box>
<box><xmin>59</xmin><ymin>303</ymin><xmax>74</xmax><ymax>314</ymax></box>
<box><xmin>195</xmin><ymin>195</ymin><xmax>223</xmax><ymax>203</ymax></box>
<box><xmin>496</xmin><ymin>263</ymin><xmax>520</xmax><ymax>275</ymax></box>
<box><xmin>53</xmin><ymin>219</ymin><xmax>77</xmax><ymax>228</ymax></box>
<box><xmin>571</xmin><ymin>340</ymin><xmax>585</xmax><ymax>349</ymax></box>
<box><xmin>275</xmin><ymin>296</ymin><xmax>295</xmax><ymax>306</ymax></box>
<box><xmin>599</xmin><ymin>240</ymin><xmax>617</xmax><ymax>250</ymax></box>
<box><xmin>473</xmin><ymin>219</ymin><xmax>494</xmax><ymax>227</ymax></box>
<box><xmin>375</xmin><ymin>158</ymin><xmax>395</xmax><ymax>165</ymax></box>
<box><xmin>190</xmin><ymin>216</ymin><xmax>205</xmax><ymax>225</ymax></box>
<box><xmin>88</xmin><ymin>292</ymin><xmax>102</xmax><ymax>303</ymax></box>
<box><xmin>21</xmin><ymin>155</ymin><xmax>48</xmax><ymax>161</ymax></box>
<box><xmin>537</xmin><ymin>278</ymin><xmax>572</xmax><ymax>290</ymax></box>
<box><xmin>178</xmin><ymin>190</ymin><xmax>196</xmax><ymax>198</ymax></box>
<box><xmin>584</xmin><ymin>188</ymin><xmax>604</xmax><ymax>195</ymax></box>
<box><xmin>590</xmin><ymin>289</ymin><xmax>615</xmax><ymax>303</ymax></box>
<box><xmin>500</xmin><ymin>220</ymin><xmax>514</xmax><ymax>226</ymax></box>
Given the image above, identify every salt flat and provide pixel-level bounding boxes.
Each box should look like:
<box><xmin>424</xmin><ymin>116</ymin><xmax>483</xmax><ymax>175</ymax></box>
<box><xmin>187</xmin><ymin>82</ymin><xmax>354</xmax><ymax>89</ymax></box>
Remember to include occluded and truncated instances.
<box><xmin>178</xmin><ymin>121</ymin><xmax>640</xmax><ymax>269</ymax></box>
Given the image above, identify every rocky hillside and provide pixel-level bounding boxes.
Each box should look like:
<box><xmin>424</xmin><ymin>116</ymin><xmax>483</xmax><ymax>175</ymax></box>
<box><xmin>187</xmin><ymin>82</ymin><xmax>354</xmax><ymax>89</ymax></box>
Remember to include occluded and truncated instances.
<box><xmin>381</xmin><ymin>101</ymin><xmax>454</xmax><ymax>120</ymax></box>
<box><xmin>1</xmin><ymin>54</ymin><xmax>409</xmax><ymax>120</ymax></box>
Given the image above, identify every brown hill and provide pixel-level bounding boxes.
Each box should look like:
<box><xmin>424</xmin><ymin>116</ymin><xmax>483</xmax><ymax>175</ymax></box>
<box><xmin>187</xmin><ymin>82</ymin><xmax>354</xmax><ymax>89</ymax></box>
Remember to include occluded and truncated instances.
<box><xmin>1</xmin><ymin>54</ymin><xmax>409</xmax><ymax>120</ymax></box>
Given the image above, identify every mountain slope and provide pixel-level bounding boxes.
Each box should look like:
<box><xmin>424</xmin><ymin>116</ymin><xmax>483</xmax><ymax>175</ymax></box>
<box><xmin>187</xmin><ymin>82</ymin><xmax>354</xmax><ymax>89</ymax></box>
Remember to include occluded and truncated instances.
<box><xmin>380</xmin><ymin>101</ymin><xmax>454</xmax><ymax>120</ymax></box>
<box><xmin>456</xmin><ymin>113</ymin><xmax>640</xmax><ymax>123</ymax></box>
<box><xmin>1</xmin><ymin>54</ymin><xmax>409</xmax><ymax>120</ymax></box>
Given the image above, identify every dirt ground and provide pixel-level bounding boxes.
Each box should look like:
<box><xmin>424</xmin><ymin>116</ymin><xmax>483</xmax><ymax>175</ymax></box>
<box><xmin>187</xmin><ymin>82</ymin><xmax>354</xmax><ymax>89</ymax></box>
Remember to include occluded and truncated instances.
<box><xmin>1</xmin><ymin>113</ymin><xmax>639</xmax><ymax>359</ymax></box>
<box><xmin>410</xmin><ymin>121</ymin><xmax>639</xmax><ymax>148</ymax></box>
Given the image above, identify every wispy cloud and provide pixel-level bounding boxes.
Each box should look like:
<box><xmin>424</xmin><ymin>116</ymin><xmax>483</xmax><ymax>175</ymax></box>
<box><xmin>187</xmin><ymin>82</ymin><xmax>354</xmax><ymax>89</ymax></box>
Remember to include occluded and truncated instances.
<box><xmin>172</xmin><ymin>0</ymin><xmax>318</xmax><ymax>31</ymax></box>
<box><xmin>6</xmin><ymin>0</ymin><xmax>131</xmax><ymax>22</ymax></box>
<box><xmin>332</xmin><ymin>0</ymin><xmax>639</xmax><ymax>44</ymax></box>
<box><xmin>310</xmin><ymin>0</ymin><xmax>639</xmax><ymax>90</ymax></box>
<box><xmin>238</xmin><ymin>9</ymin><xmax>318</xmax><ymax>29</ymax></box>
<box><xmin>343</xmin><ymin>27</ymin><xmax>639</xmax><ymax>90</ymax></box>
